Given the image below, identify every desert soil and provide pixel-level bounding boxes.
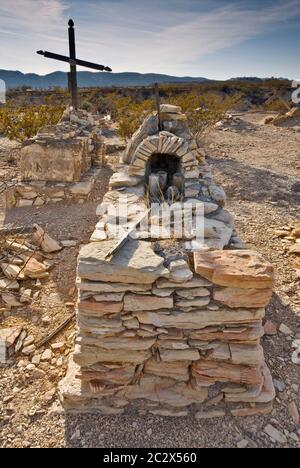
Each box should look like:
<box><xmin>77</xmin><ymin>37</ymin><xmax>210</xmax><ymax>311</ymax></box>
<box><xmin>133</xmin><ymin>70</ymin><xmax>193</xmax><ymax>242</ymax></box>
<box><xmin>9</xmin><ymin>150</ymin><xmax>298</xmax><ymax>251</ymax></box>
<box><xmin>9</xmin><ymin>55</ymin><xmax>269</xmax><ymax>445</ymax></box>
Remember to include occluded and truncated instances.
<box><xmin>0</xmin><ymin>111</ymin><xmax>299</xmax><ymax>448</ymax></box>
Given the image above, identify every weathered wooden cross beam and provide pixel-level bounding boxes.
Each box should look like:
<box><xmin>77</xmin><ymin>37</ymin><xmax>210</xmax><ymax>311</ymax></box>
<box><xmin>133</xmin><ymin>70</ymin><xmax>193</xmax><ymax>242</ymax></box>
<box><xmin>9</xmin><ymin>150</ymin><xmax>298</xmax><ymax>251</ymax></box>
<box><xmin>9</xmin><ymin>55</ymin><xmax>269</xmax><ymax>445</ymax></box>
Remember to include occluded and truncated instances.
<box><xmin>37</xmin><ymin>19</ymin><xmax>112</xmax><ymax>110</ymax></box>
<box><xmin>154</xmin><ymin>82</ymin><xmax>162</xmax><ymax>131</ymax></box>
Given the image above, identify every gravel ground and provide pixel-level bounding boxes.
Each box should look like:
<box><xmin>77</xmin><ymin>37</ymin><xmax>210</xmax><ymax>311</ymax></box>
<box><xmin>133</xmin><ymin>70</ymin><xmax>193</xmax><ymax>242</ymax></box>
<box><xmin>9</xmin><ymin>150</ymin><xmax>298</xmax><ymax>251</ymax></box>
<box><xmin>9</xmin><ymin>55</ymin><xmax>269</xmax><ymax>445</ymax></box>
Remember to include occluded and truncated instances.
<box><xmin>0</xmin><ymin>113</ymin><xmax>300</xmax><ymax>448</ymax></box>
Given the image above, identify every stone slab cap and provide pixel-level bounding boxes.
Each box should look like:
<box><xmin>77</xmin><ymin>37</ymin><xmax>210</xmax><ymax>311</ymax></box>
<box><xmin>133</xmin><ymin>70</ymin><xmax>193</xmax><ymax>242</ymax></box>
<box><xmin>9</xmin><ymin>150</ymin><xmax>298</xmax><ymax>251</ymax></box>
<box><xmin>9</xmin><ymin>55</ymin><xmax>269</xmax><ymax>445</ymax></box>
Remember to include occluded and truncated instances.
<box><xmin>160</xmin><ymin>104</ymin><xmax>182</xmax><ymax>114</ymax></box>
<box><xmin>78</xmin><ymin>239</ymin><xmax>169</xmax><ymax>284</ymax></box>
<box><xmin>194</xmin><ymin>249</ymin><xmax>274</xmax><ymax>289</ymax></box>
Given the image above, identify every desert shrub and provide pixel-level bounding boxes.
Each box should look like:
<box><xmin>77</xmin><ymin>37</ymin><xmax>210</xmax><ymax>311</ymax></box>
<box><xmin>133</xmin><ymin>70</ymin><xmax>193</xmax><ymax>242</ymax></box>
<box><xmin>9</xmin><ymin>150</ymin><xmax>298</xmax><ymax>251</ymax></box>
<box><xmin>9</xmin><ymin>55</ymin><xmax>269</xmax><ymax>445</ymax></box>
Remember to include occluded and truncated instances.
<box><xmin>167</xmin><ymin>91</ymin><xmax>242</xmax><ymax>139</ymax></box>
<box><xmin>113</xmin><ymin>97</ymin><xmax>155</xmax><ymax>140</ymax></box>
<box><xmin>262</xmin><ymin>97</ymin><xmax>290</xmax><ymax>113</ymax></box>
<box><xmin>101</xmin><ymin>89</ymin><xmax>241</xmax><ymax>141</ymax></box>
<box><xmin>0</xmin><ymin>105</ymin><xmax>64</xmax><ymax>141</ymax></box>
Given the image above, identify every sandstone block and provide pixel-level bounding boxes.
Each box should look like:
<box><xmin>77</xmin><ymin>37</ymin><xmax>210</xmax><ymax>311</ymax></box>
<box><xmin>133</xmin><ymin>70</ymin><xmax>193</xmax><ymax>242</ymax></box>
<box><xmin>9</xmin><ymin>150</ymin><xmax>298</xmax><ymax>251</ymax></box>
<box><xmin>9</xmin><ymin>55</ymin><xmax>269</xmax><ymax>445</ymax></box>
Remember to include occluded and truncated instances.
<box><xmin>134</xmin><ymin>308</ymin><xmax>265</xmax><ymax>329</ymax></box>
<box><xmin>160</xmin><ymin>349</ymin><xmax>200</xmax><ymax>362</ymax></box>
<box><xmin>144</xmin><ymin>357</ymin><xmax>190</xmax><ymax>381</ymax></box>
<box><xmin>192</xmin><ymin>360</ymin><xmax>263</xmax><ymax>385</ymax></box>
<box><xmin>194</xmin><ymin>249</ymin><xmax>274</xmax><ymax>289</ymax></box>
<box><xmin>78</xmin><ymin>300</ymin><xmax>123</xmax><ymax>316</ymax></box>
<box><xmin>124</xmin><ymin>294</ymin><xmax>173</xmax><ymax>311</ymax></box>
<box><xmin>213</xmin><ymin>287</ymin><xmax>272</xmax><ymax>308</ymax></box>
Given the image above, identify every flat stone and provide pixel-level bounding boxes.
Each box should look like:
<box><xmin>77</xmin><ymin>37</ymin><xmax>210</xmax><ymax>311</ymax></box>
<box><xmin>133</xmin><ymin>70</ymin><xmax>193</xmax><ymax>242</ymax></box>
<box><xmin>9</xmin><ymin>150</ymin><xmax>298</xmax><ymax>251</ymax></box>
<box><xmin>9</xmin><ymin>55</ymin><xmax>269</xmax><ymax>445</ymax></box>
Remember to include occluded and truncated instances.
<box><xmin>195</xmin><ymin>409</ymin><xmax>225</xmax><ymax>419</ymax></box>
<box><xmin>41</xmin><ymin>349</ymin><xmax>52</xmax><ymax>361</ymax></box>
<box><xmin>160</xmin><ymin>104</ymin><xmax>182</xmax><ymax>114</ymax></box>
<box><xmin>176</xmin><ymin>297</ymin><xmax>210</xmax><ymax>308</ymax></box>
<box><xmin>289</xmin><ymin>244</ymin><xmax>300</xmax><ymax>255</ymax></box>
<box><xmin>1</xmin><ymin>293</ymin><xmax>22</xmax><ymax>307</ymax></box>
<box><xmin>90</xmin><ymin>229</ymin><xmax>107</xmax><ymax>242</ymax></box>
<box><xmin>123</xmin><ymin>318</ymin><xmax>139</xmax><ymax>329</ymax></box>
<box><xmin>149</xmin><ymin>408</ymin><xmax>188</xmax><ymax>417</ymax></box>
<box><xmin>144</xmin><ymin>357</ymin><xmax>190</xmax><ymax>381</ymax></box>
<box><xmin>231</xmin><ymin>404</ymin><xmax>273</xmax><ymax>417</ymax></box>
<box><xmin>34</xmin><ymin>197</ymin><xmax>45</xmax><ymax>206</ymax></box>
<box><xmin>32</xmin><ymin>368</ymin><xmax>46</xmax><ymax>379</ymax></box>
<box><xmin>273</xmin><ymin>378</ymin><xmax>286</xmax><ymax>392</ymax></box>
<box><xmin>236</xmin><ymin>439</ymin><xmax>249</xmax><ymax>448</ymax></box>
<box><xmin>23</xmin><ymin>335</ymin><xmax>34</xmax><ymax>347</ymax></box>
<box><xmin>22</xmin><ymin>344</ymin><xmax>36</xmax><ymax>355</ymax></box>
<box><xmin>109</xmin><ymin>172</ymin><xmax>142</xmax><ymax>188</ymax></box>
<box><xmin>78</xmin><ymin>335</ymin><xmax>156</xmax><ymax>351</ymax></box>
<box><xmin>124</xmin><ymin>294</ymin><xmax>173</xmax><ymax>311</ymax></box>
<box><xmin>23</xmin><ymin>258</ymin><xmax>48</xmax><ymax>279</ymax></box>
<box><xmin>18</xmin><ymin>199</ymin><xmax>34</xmax><ymax>207</ymax></box>
<box><xmin>69</xmin><ymin>180</ymin><xmax>93</xmax><ymax>195</ymax></box>
<box><xmin>16</xmin><ymin>186</ymin><xmax>38</xmax><ymax>199</ymax></box>
<box><xmin>161</xmin><ymin>112</ymin><xmax>187</xmax><ymax>121</ymax></box>
<box><xmin>134</xmin><ymin>308</ymin><xmax>264</xmax><ymax>330</ymax></box>
<box><xmin>168</xmin><ymin>259</ymin><xmax>193</xmax><ymax>283</ymax></box>
<box><xmin>156</xmin><ymin>277</ymin><xmax>212</xmax><ymax>289</ymax></box>
<box><xmin>78</xmin><ymin>239</ymin><xmax>169</xmax><ymax>284</ymax></box>
<box><xmin>213</xmin><ymin>287</ymin><xmax>272</xmax><ymax>308</ymax></box>
<box><xmin>123</xmin><ymin>375</ymin><xmax>208</xmax><ymax>407</ymax></box>
<box><xmin>61</xmin><ymin>240</ymin><xmax>78</xmax><ymax>247</ymax></box>
<box><xmin>279</xmin><ymin>323</ymin><xmax>293</xmax><ymax>335</ymax></box>
<box><xmin>93</xmin><ymin>293</ymin><xmax>125</xmax><ymax>302</ymax></box>
<box><xmin>19</xmin><ymin>288</ymin><xmax>32</xmax><ymax>303</ymax></box>
<box><xmin>0</xmin><ymin>278</ymin><xmax>19</xmax><ymax>290</ymax></box>
<box><xmin>264</xmin><ymin>320</ymin><xmax>277</xmax><ymax>336</ymax></box>
<box><xmin>0</xmin><ymin>327</ymin><xmax>22</xmax><ymax>348</ymax></box>
<box><xmin>160</xmin><ymin>349</ymin><xmax>200</xmax><ymax>361</ymax></box>
<box><xmin>0</xmin><ymin>263</ymin><xmax>22</xmax><ymax>280</ymax></box>
<box><xmin>78</xmin><ymin>363</ymin><xmax>136</xmax><ymax>386</ymax></box>
<box><xmin>79</xmin><ymin>300</ymin><xmax>123</xmax><ymax>316</ymax></box>
<box><xmin>192</xmin><ymin>360</ymin><xmax>263</xmax><ymax>385</ymax></box>
<box><xmin>225</xmin><ymin>363</ymin><xmax>274</xmax><ymax>403</ymax></box>
<box><xmin>79</xmin><ymin>280</ymin><xmax>151</xmax><ymax>293</ymax></box>
<box><xmin>194</xmin><ymin>322</ymin><xmax>259</xmax><ymax>344</ymax></box>
<box><xmin>288</xmin><ymin>401</ymin><xmax>299</xmax><ymax>425</ymax></box>
<box><xmin>229</xmin><ymin>344</ymin><xmax>264</xmax><ymax>366</ymax></box>
<box><xmin>176</xmin><ymin>287</ymin><xmax>210</xmax><ymax>299</ymax></box>
<box><xmin>74</xmin><ymin>344</ymin><xmax>151</xmax><ymax>366</ymax></box>
<box><xmin>194</xmin><ymin>249</ymin><xmax>274</xmax><ymax>289</ymax></box>
<box><xmin>208</xmin><ymin>184</ymin><xmax>226</xmax><ymax>205</ymax></box>
<box><xmin>152</xmin><ymin>286</ymin><xmax>175</xmax><ymax>297</ymax></box>
<box><xmin>264</xmin><ymin>424</ymin><xmax>287</xmax><ymax>444</ymax></box>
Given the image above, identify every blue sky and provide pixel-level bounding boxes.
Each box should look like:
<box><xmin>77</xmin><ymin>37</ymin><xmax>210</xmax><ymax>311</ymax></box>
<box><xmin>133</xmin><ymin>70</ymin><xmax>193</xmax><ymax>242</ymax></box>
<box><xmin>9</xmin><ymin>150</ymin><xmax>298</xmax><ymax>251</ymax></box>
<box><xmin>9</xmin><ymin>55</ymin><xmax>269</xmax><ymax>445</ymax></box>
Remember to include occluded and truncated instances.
<box><xmin>0</xmin><ymin>0</ymin><xmax>299</xmax><ymax>79</ymax></box>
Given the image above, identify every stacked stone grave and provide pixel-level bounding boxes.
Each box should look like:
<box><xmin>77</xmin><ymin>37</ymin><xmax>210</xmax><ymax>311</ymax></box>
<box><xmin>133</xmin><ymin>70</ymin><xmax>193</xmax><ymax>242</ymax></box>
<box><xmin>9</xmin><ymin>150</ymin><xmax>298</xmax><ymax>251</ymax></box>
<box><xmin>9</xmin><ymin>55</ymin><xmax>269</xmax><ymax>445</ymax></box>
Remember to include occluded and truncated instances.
<box><xmin>59</xmin><ymin>104</ymin><xmax>275</xmax><ymax>417</ymax></box>
<box><xmin>6</xmin><ymin>108</ymin><xmax>105</xmax><ymax>207</ymax></box>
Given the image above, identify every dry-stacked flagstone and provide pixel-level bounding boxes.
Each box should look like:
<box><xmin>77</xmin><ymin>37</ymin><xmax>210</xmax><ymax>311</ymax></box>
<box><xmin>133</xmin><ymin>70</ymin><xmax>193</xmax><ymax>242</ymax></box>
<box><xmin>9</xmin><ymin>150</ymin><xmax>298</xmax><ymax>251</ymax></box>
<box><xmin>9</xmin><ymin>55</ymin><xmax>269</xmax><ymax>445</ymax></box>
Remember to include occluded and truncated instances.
<box><xmin>6</xmin><ymin>109</ymin><xmax>105</xmax><ymax>207</ymax></box>
<box><xmin>59</xmin><ymin>104</ymin><xmax>275</xmax><ymax>417</ymax></box>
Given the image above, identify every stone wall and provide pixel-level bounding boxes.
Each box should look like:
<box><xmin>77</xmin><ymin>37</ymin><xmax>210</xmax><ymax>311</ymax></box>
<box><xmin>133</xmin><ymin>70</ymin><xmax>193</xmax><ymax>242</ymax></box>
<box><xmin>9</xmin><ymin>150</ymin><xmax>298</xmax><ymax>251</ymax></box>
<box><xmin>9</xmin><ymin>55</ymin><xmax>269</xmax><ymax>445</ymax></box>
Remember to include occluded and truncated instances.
<box><xmin>59</xmin><ymin>104</ymin><xmax>275</xmax><ymax>417</ymax></box>
<box><xmin>7</xmin><ymin>108</ymin><xmax>105</xmax><ymax>208</ymax></box>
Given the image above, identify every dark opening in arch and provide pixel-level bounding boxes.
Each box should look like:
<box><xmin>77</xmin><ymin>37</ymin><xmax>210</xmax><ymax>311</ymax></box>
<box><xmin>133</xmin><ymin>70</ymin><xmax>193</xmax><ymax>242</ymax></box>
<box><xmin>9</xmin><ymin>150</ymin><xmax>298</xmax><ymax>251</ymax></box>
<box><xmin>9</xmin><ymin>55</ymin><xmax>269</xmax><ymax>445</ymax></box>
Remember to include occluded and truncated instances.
<box><xmin>146</xmin><ymin>153</ymin><xmax>181</xmax><ymax>186</ymax></box>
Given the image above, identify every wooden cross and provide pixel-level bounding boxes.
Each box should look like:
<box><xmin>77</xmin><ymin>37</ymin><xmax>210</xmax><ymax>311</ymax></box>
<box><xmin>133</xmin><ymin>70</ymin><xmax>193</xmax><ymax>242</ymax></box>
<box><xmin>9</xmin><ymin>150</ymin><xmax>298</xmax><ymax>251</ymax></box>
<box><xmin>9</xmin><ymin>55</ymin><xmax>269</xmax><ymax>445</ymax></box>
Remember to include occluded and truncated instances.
<box><xmin>154</xmin><ymin>82</ymin><xmax>162</xmax><ymax>131</ymax></box>
<box><xmin>37</xmin><ymin>19</ymin><xmax>112</xmax><ymax>110</ymax></box>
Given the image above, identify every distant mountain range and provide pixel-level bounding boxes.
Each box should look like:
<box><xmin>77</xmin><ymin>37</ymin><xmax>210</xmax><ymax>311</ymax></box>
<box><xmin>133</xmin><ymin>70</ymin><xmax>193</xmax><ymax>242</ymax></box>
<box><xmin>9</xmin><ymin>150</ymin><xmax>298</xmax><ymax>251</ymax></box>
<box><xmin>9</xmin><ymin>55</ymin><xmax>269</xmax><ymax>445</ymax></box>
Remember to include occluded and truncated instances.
<box><xmin>0</xmin><ymin>69</ymin><xmax>212</xmax><ymax>89</ymax></box>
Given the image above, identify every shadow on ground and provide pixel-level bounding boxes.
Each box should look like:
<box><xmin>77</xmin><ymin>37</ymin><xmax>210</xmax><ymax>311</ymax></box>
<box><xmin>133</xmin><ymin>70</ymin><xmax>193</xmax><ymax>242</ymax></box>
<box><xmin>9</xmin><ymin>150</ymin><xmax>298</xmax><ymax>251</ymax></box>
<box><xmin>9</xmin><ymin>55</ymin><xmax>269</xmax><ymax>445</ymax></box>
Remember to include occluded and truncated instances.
<box><xmin>208</xmin><ymin>156</ymin><xmax>300</xmax><ymax>211</ymax></box>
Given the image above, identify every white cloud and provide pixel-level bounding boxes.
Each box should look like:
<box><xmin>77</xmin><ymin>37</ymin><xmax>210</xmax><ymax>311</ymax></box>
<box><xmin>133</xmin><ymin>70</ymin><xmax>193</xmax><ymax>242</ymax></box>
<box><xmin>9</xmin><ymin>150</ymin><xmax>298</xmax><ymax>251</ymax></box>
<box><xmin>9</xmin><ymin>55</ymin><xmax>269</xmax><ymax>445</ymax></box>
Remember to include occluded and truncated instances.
<box><xmin>0</xmin><ymin>0</ymin><xmax>68</xmax><ymax>71</ymax></box>
<box><xmin>0</xmin><ymin>0</ymin><xmax>67</xmax><ymax>36</ymax></box>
